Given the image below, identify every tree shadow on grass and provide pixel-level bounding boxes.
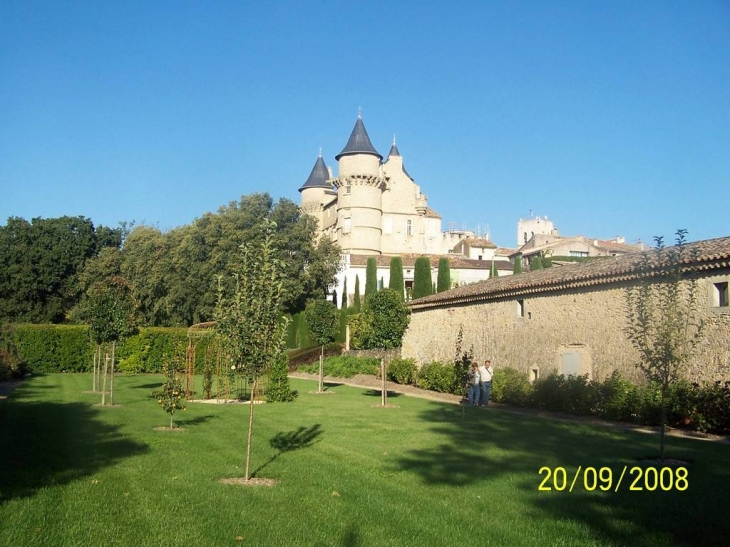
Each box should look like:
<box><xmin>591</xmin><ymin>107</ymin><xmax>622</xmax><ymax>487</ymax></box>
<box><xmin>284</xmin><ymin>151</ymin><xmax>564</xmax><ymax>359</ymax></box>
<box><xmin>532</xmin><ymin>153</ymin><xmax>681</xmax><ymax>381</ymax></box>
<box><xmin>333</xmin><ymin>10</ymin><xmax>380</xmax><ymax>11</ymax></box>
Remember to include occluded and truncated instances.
<box><xmin>250</xmin><ymin>424</ymin><xmax>323</xmax><ymax>477</ymax></box>
<box><xmin>175</xmin><ymin>414</ymin><xmax>216</xmax><ymax>427</ymax></box>
<box><xmin>392</xmin><ymin>403</ymin><xmax>730</xmax><ymax>546</ymax></box>
<box><xmin>361</xmin><ymin>389</ymin><xmax>402</xmax><ymax>398</ymax></box>
<box><xmin>0</xmin><ymin>400</ymin><xmax>148</xmax><ymax>503</ymax></box>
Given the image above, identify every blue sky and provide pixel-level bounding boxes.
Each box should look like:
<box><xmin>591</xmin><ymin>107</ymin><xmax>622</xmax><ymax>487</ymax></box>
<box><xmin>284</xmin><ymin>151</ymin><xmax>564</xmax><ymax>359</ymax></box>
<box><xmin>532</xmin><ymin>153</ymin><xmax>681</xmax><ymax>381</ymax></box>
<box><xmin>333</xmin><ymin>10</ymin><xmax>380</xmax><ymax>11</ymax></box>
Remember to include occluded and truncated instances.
<box><xmin>2</xmin><ymin>0</ymin><xmax>728</xmax><ymax>249</ymax></box>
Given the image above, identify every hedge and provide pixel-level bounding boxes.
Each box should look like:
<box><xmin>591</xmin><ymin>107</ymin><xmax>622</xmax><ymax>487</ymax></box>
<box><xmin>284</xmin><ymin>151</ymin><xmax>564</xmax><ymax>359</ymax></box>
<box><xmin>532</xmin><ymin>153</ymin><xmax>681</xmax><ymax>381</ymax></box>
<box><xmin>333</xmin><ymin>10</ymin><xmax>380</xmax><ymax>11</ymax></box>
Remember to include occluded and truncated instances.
<box><xmin>5</xmin><ymin>324</ymin><xmax>216</xmax><ymax>374</ymax></box>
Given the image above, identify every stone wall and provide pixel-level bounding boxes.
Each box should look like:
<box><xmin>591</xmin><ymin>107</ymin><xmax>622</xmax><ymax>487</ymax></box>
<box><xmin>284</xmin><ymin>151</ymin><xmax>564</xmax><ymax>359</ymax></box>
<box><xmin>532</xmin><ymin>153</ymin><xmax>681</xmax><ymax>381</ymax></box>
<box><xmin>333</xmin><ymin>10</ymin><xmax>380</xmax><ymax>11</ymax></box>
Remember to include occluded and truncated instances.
<box><xmin>402</xmin><ymin>275</ymin><xmax>730</xmax><ymax>385</ymax></box>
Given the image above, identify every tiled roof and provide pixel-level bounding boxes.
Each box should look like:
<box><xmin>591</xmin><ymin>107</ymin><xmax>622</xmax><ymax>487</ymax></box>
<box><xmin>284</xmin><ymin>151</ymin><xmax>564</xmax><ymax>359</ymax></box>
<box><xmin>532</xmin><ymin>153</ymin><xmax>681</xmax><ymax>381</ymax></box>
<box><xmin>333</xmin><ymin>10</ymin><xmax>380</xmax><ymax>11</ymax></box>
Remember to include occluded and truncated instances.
<box><xmin>464</xmin><ymin>237</ymin><xmax>497</xmax><ymax>249</ymax></box>
<box><xmin>425</xmin><ymin>207</ymin><xmax>441</xmax><ymax>219</ymax></box>
<box><xmin>335</xmin><ymin>116</ymin><xmax>382</xmax><ymax>161</ymax></box>
<box><xmin>496</xmin><ymin>247</ymin><xmax>517</xmax><ymax>256</ymax></box>
<box><xmin>298</xmin><ymin>155</ymin><xmax>333</xmax><ymax>192</ymax></box>
<box><xmin>349</xmin><ymin>253</ymin><xmax>496</xmax><ymax>270</ymax></box>
<box><xmin>411</xmin><ymin>235</ymin><xmax>730</xmax><ymax>310</ymax></box>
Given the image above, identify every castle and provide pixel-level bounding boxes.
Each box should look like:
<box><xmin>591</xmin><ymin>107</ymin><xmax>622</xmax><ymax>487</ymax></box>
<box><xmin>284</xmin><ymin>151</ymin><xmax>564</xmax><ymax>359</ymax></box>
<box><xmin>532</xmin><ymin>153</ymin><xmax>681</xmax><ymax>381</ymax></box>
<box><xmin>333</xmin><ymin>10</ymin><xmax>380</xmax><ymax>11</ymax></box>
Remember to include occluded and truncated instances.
<box><xmin>298</xmin><ymin>113</ymin><xmax>468</xmax><ymax>256</ymax></box>
<box><xmin>298</xmin><ymin>114</ymin><xmax>512</xmax><ymax>304</ymax></box>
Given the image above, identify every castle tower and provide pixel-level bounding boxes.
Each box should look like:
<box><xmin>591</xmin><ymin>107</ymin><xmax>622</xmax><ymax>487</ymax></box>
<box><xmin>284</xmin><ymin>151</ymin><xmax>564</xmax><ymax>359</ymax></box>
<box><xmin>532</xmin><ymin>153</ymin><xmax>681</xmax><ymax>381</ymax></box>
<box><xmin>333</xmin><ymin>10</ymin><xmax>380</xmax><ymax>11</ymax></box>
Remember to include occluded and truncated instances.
<box><xmin>333</xmin><ymin>114</ymin><xmax>386</xmax><ymax>254</ymax></box>
<box><xmin>298</xmin><ymin>152</ymin><xmax>335</xmax><ymax>231</ymax></box>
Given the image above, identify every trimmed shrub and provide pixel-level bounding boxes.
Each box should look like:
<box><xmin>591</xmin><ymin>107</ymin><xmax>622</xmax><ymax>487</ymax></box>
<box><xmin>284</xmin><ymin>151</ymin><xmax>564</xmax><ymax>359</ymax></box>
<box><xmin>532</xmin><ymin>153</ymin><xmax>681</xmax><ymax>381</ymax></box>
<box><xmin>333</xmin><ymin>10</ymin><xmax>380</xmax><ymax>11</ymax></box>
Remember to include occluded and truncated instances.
<box><xmin>387</xmin><ymin>358</ymin><xmax>418</xmax><ymax>385</ymax></box>
<box><xmin>436</xmin><ymin>258</ymin><xmax>450</xmax><ymax>292</ymax></box>
<box><xmin>417</xmin><ymin>361</ymin><xmax>456</xmax><ymax>393</ymax></box>
<box><xmin>388</xmin><ymin>257</ymin><xmax>404</xmax><ymax>299</ymax></box>
<box><xmin>491</xmin><ymin>367</ymin><xmax>532</xmax><ymax>406</ymax></box>
<box><xmin>596</xmin><ymin>371</ymin><xmax>639</xmax><ymax>422</ymax></box>
<box><xmin>297</xmin><ymin>355</ymin><xmax>379</xmax><ymax>378</ymax></box>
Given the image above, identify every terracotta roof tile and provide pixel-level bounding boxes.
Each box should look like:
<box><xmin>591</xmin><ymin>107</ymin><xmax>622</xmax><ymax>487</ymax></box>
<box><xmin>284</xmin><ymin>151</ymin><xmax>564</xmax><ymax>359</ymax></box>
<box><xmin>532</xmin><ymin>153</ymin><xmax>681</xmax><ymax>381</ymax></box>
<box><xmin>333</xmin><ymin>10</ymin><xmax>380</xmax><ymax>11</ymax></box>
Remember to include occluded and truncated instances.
<box><xmin>411</xmin><ymin>235</ymin><xmax>730</xmax><ymax>310</ymax></box>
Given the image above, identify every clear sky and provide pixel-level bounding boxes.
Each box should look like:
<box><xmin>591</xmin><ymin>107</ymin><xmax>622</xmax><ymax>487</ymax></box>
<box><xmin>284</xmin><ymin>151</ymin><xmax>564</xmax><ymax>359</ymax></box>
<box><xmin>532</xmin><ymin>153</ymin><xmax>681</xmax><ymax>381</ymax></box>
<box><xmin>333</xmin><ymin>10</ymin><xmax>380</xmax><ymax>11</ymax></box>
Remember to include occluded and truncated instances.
<box><xmin>2</xmin><ymin>0</ymin><xmax>728</xmax><ymax>249</ymax></box>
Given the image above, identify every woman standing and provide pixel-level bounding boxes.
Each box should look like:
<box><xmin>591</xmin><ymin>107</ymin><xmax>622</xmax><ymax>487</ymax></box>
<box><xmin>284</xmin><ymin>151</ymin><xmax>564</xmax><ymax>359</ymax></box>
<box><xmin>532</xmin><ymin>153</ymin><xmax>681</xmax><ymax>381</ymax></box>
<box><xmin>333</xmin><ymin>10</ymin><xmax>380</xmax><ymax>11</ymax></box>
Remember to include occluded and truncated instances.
<box><xmin>468</xmin><ymin>362</ymin><xmax>481</xmax><ymax>406</ymax></box>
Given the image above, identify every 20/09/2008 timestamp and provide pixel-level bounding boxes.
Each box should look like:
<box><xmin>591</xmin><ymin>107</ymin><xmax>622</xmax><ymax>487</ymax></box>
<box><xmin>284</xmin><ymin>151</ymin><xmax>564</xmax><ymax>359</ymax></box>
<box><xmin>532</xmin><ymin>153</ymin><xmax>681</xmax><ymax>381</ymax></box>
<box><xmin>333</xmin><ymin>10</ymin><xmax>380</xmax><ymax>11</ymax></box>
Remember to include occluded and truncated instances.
<box><xmin>538</xmin><ymin>466</ymin><xmax>688</xmax><ymax>492</ymax></box>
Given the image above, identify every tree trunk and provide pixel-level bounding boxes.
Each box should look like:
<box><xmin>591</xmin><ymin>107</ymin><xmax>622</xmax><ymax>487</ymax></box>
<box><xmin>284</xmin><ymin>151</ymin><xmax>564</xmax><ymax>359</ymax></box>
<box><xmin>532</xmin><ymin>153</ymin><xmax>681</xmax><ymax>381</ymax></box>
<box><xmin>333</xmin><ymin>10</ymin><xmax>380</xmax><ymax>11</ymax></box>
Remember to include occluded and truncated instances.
<box><xmin>660</xmin><ymin>385</ymin><xmax>667</xmax><ymax>461</ymax></box>
<box><xmin>319</xmin><ymin>346</ymin><xmax>324</xmax><ymax>393</ymax></box>
<box><xmin>92</xmin><ymin>349</ymin><xmax>97</xmax><ymax>392</ymax></box>
<box><xmin>170</xmin><ymin>412</ymin><xmax>174</xmax><ymax>430</ymax></box>
<box><xmin>101</xmin><ymin>353</ymin><xmax>108</xmax><ymax>406</ymax></box>
<box><xmin>110</xmin><ymin>341</ymin><xmax>115</xmax><ymax>406</ymax></box>
<box><xmin>381</xmin><ymin>358</ymin><xmax>387</xmax><ymax>407</ymax></box>
<box><xmin>244</xmin><ymin>377</ymin><xmax>258</xmax><ymax>481</ymax></box>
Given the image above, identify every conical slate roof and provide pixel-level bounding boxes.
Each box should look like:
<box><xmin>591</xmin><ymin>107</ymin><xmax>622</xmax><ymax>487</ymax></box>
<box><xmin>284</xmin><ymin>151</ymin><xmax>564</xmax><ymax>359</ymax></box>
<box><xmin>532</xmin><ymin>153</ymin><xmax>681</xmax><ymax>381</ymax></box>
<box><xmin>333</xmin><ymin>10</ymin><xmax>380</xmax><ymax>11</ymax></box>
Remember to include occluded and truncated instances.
<box><xmin>335</xmin><ymin>116</ymin><xmax>382</xmax><ymax>161</ymax></box>
<box><xmin>387</xmin><ymin>142</ymin><xmax>401</xmax><ymax>158</ymax></box>
<box><xmin>298</xmin><ymin>154</ymin><xmax>332</xmax><ymax>192</ymax></box>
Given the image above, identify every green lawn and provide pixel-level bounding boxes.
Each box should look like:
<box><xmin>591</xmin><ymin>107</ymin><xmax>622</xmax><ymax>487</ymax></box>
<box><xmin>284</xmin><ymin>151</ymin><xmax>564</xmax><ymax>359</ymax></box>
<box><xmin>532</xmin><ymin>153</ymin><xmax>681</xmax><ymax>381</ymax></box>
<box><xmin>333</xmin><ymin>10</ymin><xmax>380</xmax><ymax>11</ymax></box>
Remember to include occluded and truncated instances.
<box><xmin>1</xmin><ymin>374</ymin><xmax>728</xmax><ymax>547</ymax></box>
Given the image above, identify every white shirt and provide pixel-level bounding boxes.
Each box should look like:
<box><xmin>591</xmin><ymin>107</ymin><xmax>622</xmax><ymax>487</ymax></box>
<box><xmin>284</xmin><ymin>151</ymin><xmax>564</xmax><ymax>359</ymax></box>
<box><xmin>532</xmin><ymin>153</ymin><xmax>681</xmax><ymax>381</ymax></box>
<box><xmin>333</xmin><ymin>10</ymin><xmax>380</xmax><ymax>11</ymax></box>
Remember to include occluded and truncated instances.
<box><xmin>478</xmin><ymin>365</ymin><xmax>493</xmax><ymax>382</ymax></box>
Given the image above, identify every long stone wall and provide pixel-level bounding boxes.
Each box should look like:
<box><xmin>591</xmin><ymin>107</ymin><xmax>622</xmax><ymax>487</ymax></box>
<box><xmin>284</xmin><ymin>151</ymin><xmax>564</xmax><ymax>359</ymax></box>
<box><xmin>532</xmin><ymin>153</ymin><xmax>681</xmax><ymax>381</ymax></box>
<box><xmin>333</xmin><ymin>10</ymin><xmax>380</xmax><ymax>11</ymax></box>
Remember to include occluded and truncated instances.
<box><xmin>402</xmin><ymin>275</ymin><xmax>730</xmax><ymax>385</ymax></box>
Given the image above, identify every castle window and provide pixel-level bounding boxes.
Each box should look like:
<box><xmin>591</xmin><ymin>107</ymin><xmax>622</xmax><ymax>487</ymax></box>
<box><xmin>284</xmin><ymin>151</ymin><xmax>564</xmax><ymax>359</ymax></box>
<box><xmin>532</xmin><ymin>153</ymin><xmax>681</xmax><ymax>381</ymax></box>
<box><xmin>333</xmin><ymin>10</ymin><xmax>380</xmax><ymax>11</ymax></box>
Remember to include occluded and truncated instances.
<box><xmin>346</xmin><ymin>182</ymin><xmax>352</xmax><ymax>194</ymax></box>
<box><xmin>714</xmin><ymin>281</ymin><xmax>729</xmax><ymax>307</ymax></box>
<box><xmin>517</xmin><ymin>299</ymin><xmax>525</xmax><ymax>317</ymax></box>
<box><xmin>406</xmin><ymin>220</ymin><xmax>412</xmax><ymax>236</ymax></box>
<box><xmin>343</xmin><ymin>217</ymin><xmax>351</xmax><ymax>234</ymax></box>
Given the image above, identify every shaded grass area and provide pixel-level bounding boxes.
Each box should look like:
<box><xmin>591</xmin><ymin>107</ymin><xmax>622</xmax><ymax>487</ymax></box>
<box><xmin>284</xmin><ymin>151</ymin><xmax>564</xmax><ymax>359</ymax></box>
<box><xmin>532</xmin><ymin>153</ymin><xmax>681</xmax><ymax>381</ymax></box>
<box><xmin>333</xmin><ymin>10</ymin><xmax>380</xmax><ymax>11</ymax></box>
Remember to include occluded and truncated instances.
<box><xmin>0</xmin><ymin>374</ymin><xmax>728</xmax><ymax>546</ymax></box>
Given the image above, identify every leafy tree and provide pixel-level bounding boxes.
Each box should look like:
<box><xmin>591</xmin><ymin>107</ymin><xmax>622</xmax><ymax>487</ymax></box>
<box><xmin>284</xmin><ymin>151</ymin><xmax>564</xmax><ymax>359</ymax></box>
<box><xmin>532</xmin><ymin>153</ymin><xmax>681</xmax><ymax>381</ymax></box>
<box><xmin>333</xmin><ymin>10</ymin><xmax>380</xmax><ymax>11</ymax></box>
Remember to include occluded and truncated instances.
<box><xmin>0</xmin><ymin>216</ymin><xmax>121</xmax><ymax>323</ymax></box>
<box><xmin>341</xmin><ymin>277</ymin><xmax>348</xmax><ymax>308</ymax></box>
<box><xmin>305</xmin><ymin>299</ymin><xmax>340</xmax><ymax>393</ymax></box>
<box><xmin>360</xmin><ymin>288</ymin><xmax>410</xmax><ymax>407</ymax></box>
<box><xmin>513</xmin><ymin>256</ymin><xmax>523</xmax><ymax>274</ymax></box>
<box><xmin>83</xmin><ymin>277</ymin><xmax>137</xmax><ymax>405</ymax></box>
<box><xmin>437</xmin><ymin>258</ymin><xmax>451</xmax><ymax>292</ymax></box>
<box><xmin>413</xmin><ymin>257</ymin><xmax>432</xmax><ymax>299</ymax></box>
<box><xmin>152</xmin><ymin>354</ymin><xmax>186</xmax><ymax>429</ymax></box>
<box><xmin>625</xmin><ymin>230</ymin><xmax>705</xmax><ymax>460</ymax></box>
<box><xmin>531</xmin><ymin>255</ymin><xmax>543</xmax><ymax>270</ymax></box>
<box><xmin>215</xmin><ymin>220</ymin><xmax>290</xmax><ymax>482</ymax></box>
<box><xmin>388</xmin><ymin>257</ymin><xmax>404</xmax><ymax>300</ymax></box>
<box><xmin>354</xmin><ymin>275</ymin><xmax>362</xmax><ymax>311</ymax></box>
<box><xmin>365</xmin><ymin>258</ymin><xmax>378</xmax><ymax>300</ymax></box>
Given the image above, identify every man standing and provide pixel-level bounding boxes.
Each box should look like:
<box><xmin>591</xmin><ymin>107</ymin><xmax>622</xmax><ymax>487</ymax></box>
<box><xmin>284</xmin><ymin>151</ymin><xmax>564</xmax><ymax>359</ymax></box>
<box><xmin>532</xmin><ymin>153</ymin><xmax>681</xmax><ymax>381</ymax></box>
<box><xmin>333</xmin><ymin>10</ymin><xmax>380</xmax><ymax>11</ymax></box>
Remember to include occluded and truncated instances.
<box><xmin>478</xmin><ymin>360</ymin><xmax>493</xmax><ymax>406</ymax></box>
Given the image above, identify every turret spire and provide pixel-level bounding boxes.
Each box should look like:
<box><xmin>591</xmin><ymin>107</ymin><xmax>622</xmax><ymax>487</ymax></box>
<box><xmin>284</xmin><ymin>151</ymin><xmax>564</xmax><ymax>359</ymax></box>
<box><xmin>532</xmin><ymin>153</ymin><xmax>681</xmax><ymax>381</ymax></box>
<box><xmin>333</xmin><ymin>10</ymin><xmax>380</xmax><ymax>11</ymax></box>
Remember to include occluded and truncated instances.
<box><xmin>335</xmin><ymin>114</ymin><xmax>382</xmax><ymax>161</ymax></box>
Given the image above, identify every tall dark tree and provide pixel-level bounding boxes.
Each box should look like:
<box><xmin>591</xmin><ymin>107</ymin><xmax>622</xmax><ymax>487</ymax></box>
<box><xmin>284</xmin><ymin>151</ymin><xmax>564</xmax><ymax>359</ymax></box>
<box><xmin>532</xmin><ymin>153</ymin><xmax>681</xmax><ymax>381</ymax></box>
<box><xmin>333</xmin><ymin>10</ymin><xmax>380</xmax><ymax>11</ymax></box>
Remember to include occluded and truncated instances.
<box><xmin>412</xmin><ymin>257</ymin><xmax>433</xmax><ymax>299</ymax></box>
<box><xmin>531</xmin><ymin>255</ymin><xmax>544</xmax><ymax>271</ymax></box>
<box><xmin>388</xmin><ymin>257</ymin><xmax>404</xmax><ymax>300</ymax></box>
<box><xmin>513</xmin><ymin>256</ymin><xmax>523</xmax><ymax>274</ymax></box>
<box><xmin>341</xmin><ymin>277</ymin><xmax>348</xmax><ymax>309</ymax></box>
<box><xmin>0</xmin><ymin>215</ymin><xmax>121</xmax><ymax>323</ymax></box>
<box><xmin>354</xmin><ymin>275</ymin><xmax>362</xmax><ymax>311</ymax></box>
<box><xmin>365</xmin><ymin>258</ymin><xmax>378</xmax><ymax>300</ymax></box>
<box><xmin>437</xmin><ymin>258</ymin><xmax>451</xmax><ymax>292</ymax></box>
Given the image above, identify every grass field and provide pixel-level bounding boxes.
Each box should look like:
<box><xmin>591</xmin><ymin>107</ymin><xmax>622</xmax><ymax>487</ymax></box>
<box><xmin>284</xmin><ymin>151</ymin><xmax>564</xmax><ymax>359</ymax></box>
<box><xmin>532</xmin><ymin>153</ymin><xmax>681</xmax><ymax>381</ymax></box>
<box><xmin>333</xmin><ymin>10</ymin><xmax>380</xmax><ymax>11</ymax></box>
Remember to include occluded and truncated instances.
<box><xmin>1</xmin><ymin>373</ymin><xmax>728</xmax><ymax>546</ymax></box>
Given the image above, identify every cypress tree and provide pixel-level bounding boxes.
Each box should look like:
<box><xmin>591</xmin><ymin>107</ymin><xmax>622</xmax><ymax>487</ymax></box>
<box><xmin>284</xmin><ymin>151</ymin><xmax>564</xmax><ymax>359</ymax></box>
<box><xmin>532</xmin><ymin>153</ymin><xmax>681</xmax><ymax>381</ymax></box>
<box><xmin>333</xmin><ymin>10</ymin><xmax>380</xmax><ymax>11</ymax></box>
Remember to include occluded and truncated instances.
<box><xmin>388</xmin><ymin>256</ymin><xmax>405</xmax><ymax>300</ymax></box>
<box><xmin>513</xmin><ymin>256</ymin><xmax>523</xmax><ymax>274</ymax></box>
<box><xmin>490</xmin><ymin>260</ymin><xmax>499</xmax><ymax>278</ymax></box>
<box><xmin>413</xmin><ymin>257</ymin><xmax>433</xmax><ymax>299</ymax></box>
<box><xmin>380</xmin><ymin>276</ymin><xmax>384</xmax><ymax>290</ymax></box>
<box><xmin>354</xmin><ymin>275</ymin><xmax>361</xmax><ymax>311</ymax></box>
<box><xmin>365</xmin><ymin>257</ymin><xmax>377</xmax><ymax>300</ymax></box>
<box><xmin>341</xmin><ymin>277</ymin><xmax>348</xmax><ymax>309</ymax></box>
<box><xmin>532</xmin><ymin>255</ymin><xmax>543</xmax><ymax>270</ymax></box>
<box><xmin>436</xmin><ymin>258</ymin><xmax>451</xmax><ymax>292</ymax></box>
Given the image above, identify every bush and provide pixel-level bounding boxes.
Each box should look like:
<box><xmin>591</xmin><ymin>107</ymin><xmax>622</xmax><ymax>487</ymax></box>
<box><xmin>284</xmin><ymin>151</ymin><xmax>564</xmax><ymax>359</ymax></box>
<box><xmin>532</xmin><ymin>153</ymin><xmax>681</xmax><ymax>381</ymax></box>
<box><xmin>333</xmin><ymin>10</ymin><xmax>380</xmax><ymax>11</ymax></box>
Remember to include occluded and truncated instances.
<box><xmin>491</xmin><ymin>367</ymin><xmax>532</xmax><ymax>406</ymax></box>
<box><xmin>297</xmin><ymin>355</ymin><xmax>379</xmax><ymax>378</ymax></box>
<box><xmin>532</xmin><ymin>373</ymin><xmax>565</xmax><ymax>411</ymax></box>
<box><xmin>387</xmin><ymin>358</ymin><xmax>418</xmax><ymax>385</ymax></box>
<box><xmin>596</xmin><ymin>371</ymin><xmax>639</xmax><ymax>422</ymax></box>
<box><xmin>347</xmin><ymin>314</ymin><xmax>370</xmax><ymax>351</ymax></box>
<box><xmin>417</xmin><ymin>361</ymin><xmax>456</xmax><ymax>394</ymax></box>
<box><xmin>691</xmin><ymin>381</ymin><xmax>730</xmax><ymax>434</ymax></box>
